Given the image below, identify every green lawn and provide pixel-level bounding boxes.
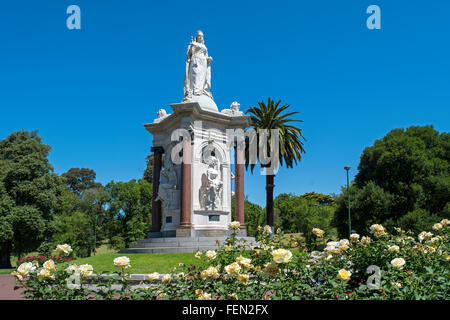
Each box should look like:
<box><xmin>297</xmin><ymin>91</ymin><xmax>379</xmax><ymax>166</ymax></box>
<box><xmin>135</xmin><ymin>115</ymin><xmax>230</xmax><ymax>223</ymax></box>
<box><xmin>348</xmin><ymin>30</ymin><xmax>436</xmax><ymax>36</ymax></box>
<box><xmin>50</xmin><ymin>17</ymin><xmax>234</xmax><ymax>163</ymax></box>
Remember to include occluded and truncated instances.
<box><xmin>2</xmin><ymin>250</ymin><xmax>205</xmax><ymax>275</ymax></box>
<box><xmin>73</xmin><ymin>252</ymin><xmax>207</xmax><ymax>274</ymax></box>
<box><xmin>0</xmin><ymin>268</ymin><xmax>15</xmax><ymax>275</ymax></box>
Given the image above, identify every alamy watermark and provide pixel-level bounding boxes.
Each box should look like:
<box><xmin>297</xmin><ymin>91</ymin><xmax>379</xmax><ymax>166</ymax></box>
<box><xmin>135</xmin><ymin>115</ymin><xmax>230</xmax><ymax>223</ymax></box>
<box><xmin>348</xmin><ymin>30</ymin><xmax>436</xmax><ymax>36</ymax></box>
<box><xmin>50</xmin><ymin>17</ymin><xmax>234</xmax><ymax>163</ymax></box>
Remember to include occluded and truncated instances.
<box><xmin>66</xmin><ymin>5</ymin><xmax>81</xmax><ymax>30</ymax></box>
<box><xmin>167</xmin><ymin>121</ymin><xmax>280</xmax><ymax>175</ymax></box>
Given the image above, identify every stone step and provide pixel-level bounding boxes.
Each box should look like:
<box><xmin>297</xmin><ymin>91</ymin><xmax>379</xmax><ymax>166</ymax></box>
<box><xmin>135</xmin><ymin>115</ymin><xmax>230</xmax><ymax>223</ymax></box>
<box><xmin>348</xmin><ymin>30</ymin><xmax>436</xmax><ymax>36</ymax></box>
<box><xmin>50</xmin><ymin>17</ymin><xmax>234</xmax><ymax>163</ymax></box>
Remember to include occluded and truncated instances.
<box><xmin>120</xmin><ymin>246</ymin><xmax>219</xmax><ymax>254</ymax></box>
<box><xmin>131</xmin><ymin>241</ymin><xmax>220</xmax><ymax>248</ymax></box>
<box><xmin>136</xmin><ymin>236</ymin><xmax>255</xmax><ymax>244</ymax></box>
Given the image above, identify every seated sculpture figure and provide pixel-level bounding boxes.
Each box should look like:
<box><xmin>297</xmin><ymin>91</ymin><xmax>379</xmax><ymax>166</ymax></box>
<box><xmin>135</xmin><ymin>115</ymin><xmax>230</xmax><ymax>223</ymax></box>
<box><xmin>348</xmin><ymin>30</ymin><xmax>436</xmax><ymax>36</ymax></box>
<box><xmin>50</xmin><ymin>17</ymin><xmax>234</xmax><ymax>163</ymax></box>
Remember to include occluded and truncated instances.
<box><xmin>204</xmin><ymin>155</ymin><xmax>223</xmax><ymax>210</ymax></box>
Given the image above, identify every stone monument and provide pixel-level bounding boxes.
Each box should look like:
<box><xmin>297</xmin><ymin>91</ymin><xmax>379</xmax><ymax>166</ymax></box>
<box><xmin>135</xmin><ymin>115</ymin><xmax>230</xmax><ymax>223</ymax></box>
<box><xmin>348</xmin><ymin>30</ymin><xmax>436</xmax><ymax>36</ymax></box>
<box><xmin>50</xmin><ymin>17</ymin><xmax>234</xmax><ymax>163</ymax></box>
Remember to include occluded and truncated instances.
<box><xmin>120</xmin><ymin>31</ymin><xmax>254</xmax><ymax>253</ymax></box>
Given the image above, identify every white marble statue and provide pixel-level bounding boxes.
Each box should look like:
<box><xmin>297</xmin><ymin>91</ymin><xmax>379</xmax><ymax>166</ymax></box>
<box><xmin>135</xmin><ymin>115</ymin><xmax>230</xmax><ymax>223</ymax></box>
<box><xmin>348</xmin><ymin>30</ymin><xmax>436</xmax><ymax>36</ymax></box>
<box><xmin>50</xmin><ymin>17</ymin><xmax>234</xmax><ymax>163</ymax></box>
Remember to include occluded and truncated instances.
<box><xmin>202</xmin><ymin>155</ymin><xmax>223</xmax><ymax>210</ymax></box>
<box><xmin>221</xmin><ymin>101</ymin><xmax>243</xmax><ymax>116</ymax></box>
<box><xmin>183</xmin><ymin>30</ymin><xmax>213</xmax><ymax>101</ymax></box>
<box><xmin>153</xmin><ymin>108</ymin><xmax>170</xmax><ymax>123</ymax></box>
<box><xmin>156</xmin><ymin>157</ymin><xmax>179</xmax><ymax>210</ymax></box>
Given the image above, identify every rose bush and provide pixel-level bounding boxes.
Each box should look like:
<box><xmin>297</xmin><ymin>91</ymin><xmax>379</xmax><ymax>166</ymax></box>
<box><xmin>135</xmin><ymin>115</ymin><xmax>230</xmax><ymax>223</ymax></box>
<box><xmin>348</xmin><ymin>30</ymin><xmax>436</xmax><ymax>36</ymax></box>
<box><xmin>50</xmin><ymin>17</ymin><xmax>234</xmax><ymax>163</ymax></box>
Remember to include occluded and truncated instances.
<box><xmin>12</xmin><ymin>219</ymin><xmax>449</xmax><ymax>300</ymax></box>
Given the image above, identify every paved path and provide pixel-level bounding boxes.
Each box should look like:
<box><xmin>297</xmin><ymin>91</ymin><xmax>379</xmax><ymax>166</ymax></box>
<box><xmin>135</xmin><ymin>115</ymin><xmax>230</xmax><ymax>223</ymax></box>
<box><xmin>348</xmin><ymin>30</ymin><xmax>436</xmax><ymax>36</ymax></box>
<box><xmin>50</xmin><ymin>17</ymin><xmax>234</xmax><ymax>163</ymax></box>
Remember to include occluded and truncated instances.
<box><xmin>0</xmin><ymin>275</ymin><xmax>25</xmax><ymax>300</ymax></box>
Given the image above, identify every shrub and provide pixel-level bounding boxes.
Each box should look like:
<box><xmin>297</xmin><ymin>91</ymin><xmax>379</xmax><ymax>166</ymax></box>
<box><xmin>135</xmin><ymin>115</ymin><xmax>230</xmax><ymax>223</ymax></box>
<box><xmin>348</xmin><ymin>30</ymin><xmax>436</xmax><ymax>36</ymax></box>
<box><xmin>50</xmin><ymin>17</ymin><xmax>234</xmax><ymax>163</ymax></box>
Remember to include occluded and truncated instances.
<box><xmin>12</xmin><ymin>219</ymin><xmax>450</xmax><ymax>300</ymax></box>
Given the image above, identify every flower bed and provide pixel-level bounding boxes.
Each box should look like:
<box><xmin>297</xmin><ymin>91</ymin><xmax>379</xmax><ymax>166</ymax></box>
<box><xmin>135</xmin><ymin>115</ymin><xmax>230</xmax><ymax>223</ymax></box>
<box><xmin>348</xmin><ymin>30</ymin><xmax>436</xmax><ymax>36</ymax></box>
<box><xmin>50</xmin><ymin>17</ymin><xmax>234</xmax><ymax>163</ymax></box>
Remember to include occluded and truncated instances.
<box><xmin>12</xmin><ymin>219</ymin><xmax>450</xmax><ymax>300</ymax></box>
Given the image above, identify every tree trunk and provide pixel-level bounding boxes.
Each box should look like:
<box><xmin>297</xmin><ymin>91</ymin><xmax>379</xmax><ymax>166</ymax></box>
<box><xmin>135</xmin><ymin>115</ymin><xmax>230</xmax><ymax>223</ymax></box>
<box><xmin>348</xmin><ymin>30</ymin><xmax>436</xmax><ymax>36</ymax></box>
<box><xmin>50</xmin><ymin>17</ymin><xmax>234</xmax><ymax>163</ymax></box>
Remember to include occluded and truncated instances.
<box><xmin>266</xmin><ymin>174</ymin><xmax>275</xmax><ymax>226</ymax></box>
<box><xmin>0</xmin><ymin>241</ymin><xmax>12</xmax><ymax>269</ymax></box>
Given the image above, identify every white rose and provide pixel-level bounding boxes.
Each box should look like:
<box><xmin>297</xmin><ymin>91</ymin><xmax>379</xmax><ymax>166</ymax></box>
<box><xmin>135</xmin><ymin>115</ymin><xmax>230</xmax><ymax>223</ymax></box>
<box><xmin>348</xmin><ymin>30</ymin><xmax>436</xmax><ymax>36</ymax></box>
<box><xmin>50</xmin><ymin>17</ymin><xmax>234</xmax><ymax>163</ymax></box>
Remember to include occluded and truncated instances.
<box><xmin>271</xmin><ymin>249</ymin><xmax>293</xmax><ymax>264</ymax></box>
<box><xmin>432</xmin><ymin>223</ymin><xmax>443</xmax><ymax>231</ymax></box>
<box><xmin>391</xmin><ymin>258</ymin><xmax>406</xmax><ymax>269</ymax></box>
<box><xmin>350</xmin><ymin>233</ymin><xmax>360</xmax><ymax>242</ymax></box>
<box><xmin>162</xmin><ymin>274</ymin><xmax>171</xmax><ymax>283</ymax></box>
<box><xmin>65</xmin><ymin>264</ymin><xmax>79</xmax><ymax>275</ymax></box>
<box><xmin>205</xmin><ymin>250</ymin><xmax>216</xmax><ymax>260</ymax></box>
<box><xmin>263</xmin><ymin>225</ymin><xmax>273</xmax><ymax>235</ymax></box>
<box><xmin>388</xmin><ymin>245</ymin><xmax>400</xmax><ymax>253</ymax></box>
<box><xmin>16</xmin><ymin>262</ymin><xmax>36</xmax><ymax>277</ymax></box>
<box><xmin>113</xmin><ymin>256</ymin><xmax>131</xmax><ymax>269</ymax></box>
<box><xmin>78</xmin><ymin>264</ymin><xmax>94</xmax><ymax>277</ymax></box>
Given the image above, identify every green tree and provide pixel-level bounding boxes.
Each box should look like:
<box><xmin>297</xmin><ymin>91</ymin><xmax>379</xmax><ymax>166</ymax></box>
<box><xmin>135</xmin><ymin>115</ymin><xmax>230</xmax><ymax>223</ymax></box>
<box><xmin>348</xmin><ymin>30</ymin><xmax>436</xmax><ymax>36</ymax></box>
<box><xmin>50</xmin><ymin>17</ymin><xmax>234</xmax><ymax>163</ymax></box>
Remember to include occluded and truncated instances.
<box><xmin>0</xmin><ymin>131</ymin><xmax>65</xmax><ymax>268</ymax></box>
<box><xmin>143</xmin><ymin>154</ymin><xmax>154</xmax><ymax>183</ymax></box>
<box><xmin>105</xmin><ymin>179</ymin><xmax>152</xmax><ymax>250</ymax></box>
<box><xmin>299</xmin><ymin>192</ymin><xmax>335</xmax><ymax>206</ymax></box>
<box><xmin>52</xmin><ymin>189</ymin><xmax>94</xmax><ymax>258</ymax></box>
<box><xmin>231</xmin><ymin>196</ymin><xmax>265</xmax><ymax>237</ymax></box>
<box><xmin>62</xmin><ymin>168</ymin><xmax>103</xmax><ymax>196</ymax></box>
<box><xmin>334</xmin><ymin>125</ymin><xmax>450</xmax><ymax>237</ymax></box>
<box><xmin>245</xmin><ymin>98</ymin><xmax>306</xmax><ymax>226</ymax></box>
<box><xmin>275</xmin><ymin>193</ymin><xmax>336</xmax><ymax>244</ymax></box>
<box><xmin>53</xmin><ymin>168</ymin><xmax>107</xmax><ymax>257</ymax></box>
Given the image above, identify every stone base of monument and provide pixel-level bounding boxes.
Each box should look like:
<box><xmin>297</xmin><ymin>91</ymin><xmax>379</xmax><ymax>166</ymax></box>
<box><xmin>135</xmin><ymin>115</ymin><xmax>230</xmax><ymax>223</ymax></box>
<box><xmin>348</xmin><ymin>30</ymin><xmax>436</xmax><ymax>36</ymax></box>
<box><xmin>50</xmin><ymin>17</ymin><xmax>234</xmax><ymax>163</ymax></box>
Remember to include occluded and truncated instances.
<box><xmin>120</xmin><ymin>232</ymin><xmax>256</xmax><ymax>254</ymax></box>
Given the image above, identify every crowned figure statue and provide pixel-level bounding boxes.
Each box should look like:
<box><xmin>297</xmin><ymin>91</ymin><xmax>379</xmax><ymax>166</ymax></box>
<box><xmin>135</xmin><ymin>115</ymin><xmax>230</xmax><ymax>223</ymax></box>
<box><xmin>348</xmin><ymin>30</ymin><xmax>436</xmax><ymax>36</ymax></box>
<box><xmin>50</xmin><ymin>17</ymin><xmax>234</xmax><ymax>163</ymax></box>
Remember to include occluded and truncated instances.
<box><xmin>183</xmin><ymin>30</ymin><xmax>213</xmax><ymax>101</ymax></box>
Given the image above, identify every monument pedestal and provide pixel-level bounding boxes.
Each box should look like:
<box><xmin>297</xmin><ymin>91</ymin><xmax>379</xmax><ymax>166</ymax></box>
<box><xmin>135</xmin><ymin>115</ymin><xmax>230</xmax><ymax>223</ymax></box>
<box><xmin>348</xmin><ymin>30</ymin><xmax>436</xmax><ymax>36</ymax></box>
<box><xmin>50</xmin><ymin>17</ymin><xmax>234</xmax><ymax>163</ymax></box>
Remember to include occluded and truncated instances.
<box><xmin>120</xmin><ymin>31</ymin><xmax>252</xmax><ymax>253</ymax></box>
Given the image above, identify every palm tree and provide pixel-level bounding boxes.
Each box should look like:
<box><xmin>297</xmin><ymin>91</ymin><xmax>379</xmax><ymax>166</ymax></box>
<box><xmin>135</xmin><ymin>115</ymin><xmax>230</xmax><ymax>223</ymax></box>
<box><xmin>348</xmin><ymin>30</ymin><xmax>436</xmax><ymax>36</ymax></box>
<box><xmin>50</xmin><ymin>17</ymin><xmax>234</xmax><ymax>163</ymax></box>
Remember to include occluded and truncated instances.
<box><xmin>245</xmin><ymin>98</ymin><xmax>306</xmax><ymax>226</ymax></box>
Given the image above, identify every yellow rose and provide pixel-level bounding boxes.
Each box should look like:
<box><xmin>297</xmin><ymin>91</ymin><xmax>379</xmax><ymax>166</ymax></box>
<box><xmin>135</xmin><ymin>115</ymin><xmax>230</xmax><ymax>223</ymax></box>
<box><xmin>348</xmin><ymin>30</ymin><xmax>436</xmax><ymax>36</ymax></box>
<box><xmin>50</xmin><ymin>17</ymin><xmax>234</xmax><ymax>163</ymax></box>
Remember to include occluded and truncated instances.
<box><xmin>11</xmin><ymin>271</ymin><xmax>23</xmax><ymax>281</ymax></box>
<box><xmin>237</xmin><ymin>273</ymin><xmax>250</xmax><ymax>284</ymax></box>
<box><xmin>224</xmin><ymin>262</ymin><xmax>241</xmax><ymax>275</ymax></box>
<box><xmin>441</xmin><ymin>219</ymin><xmax>449</xmax><ymax>226</ymax></box>
<box><xmin>56</xmin><ymin>244</ymin><xmax>73</xmax><ymax>255</ymax></box>
<box><xmin>370</xmin><ymin>224</ymin><xmax>387</xmax><ymax>237</ymax></box>
<box><xmin>337</xmin><ymin>269</ymin><xmax>351</xmax><ymax>281</ymax></box>
<box><xmin>198</xmin><ymin>292</ymin><xmax>211</xmax><ymax>300</ymax></box>
<box><xmin>271</xmin><ymin>249</ymin><xmax>293</xmax><ymax>264</ymax></box>
<box><xmin>43</xmin><ymin>260</ymin><xmax>57</xmax><ymax>272</ymax></box>
<box><xmin>38</xmin><ymin>268</ymin><xmax>54</xmax><ymax>280</ymax></box>
<box><xmin>236</xmin><ymin>256</ymin><xmax>252</xmax><ymax>268</ymax></box>
<box><xmin>148</xmin><ymin>272</ymin><xmax>160</xmax><ymax>281</ymax></box>
<box><xmin>418</xmin><ymin>231</ymin><xmax>433</xmax><ymax>242</ymax></box>
<box><xmin>195</xmin><ymin>251</ymin><xmax>202</xmax><ymax>259</ymax></box>
<box><xmin>229</xmin><ymin>221</ymin><xmax>241</xmax><ymax>230</ymax></box>
<box><xmin>200</xmin><ymin>266</ymin><xmax>220</xmax><ymax>280</ymax></box>
<box><xmin>195</xmin><ymin>289</ymin><xmax>203</xmax><ymax>297</ymax></box>
<box><xmin>312</xmin><ymin>228</ymin><xmax>325</xmax><ymax>237</ymax></box>
<box><xmin>224</xmin><ymin>245</ymin><xmax>233</xmax><ymax>251</ymax></box>
<box><xmin>78</xmin><ymin>264</ymin><xmax>94</xmax><ymax>277</ymax></box>
<box><xmin>432</xmin><ymin>223</ymin><xmax>443</xmax><ymax>231</ymax></box>
<box><xmin>264</xmin><ymin>263</ymin><xmax>280</xmax><ymax>277</ymax></box>
<box><xmin>162</xmin><ymin>274</ymin><xmax>172</xmax><ymax>283</ymax></box>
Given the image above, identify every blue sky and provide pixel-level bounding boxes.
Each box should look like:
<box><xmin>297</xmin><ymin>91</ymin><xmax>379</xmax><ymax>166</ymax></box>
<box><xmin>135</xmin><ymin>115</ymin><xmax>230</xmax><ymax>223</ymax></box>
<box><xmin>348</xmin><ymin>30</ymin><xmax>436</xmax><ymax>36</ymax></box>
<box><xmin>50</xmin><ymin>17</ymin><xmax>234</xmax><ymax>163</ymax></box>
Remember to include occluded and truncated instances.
<box><xmin>0</xmin><ymin>0</ymin><xmax>449</xmax><ymax>206</ymax></box>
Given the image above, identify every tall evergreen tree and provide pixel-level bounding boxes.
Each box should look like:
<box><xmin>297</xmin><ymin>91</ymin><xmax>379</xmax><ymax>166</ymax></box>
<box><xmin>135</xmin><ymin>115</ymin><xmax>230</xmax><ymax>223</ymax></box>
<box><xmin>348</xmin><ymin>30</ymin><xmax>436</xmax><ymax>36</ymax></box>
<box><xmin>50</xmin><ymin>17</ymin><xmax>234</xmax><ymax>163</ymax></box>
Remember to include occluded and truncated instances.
<box><xmin>0</xmin><ymin>131</ymin><xmax>64</xmax><ymax>268</ymax></box>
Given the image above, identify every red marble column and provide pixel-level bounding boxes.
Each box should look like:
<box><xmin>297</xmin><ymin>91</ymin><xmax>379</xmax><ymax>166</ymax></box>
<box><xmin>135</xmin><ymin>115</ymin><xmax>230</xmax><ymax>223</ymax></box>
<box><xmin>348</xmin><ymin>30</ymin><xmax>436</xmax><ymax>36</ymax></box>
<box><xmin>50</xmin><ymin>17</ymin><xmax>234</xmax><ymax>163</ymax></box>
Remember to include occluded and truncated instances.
<box><xmin>150</xmin><ymin>146</ymin><xmax>163</xmax><ymax>233</ymax></box>
<box><xmin>178</xmin><ymin>136</ymin><xmax>192</xmax><ymax>232</ymax></box>
<box><xmin>234</xmin><ymin>146</ymin><xmax>246</xmax><ymax>229</ymax></box>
